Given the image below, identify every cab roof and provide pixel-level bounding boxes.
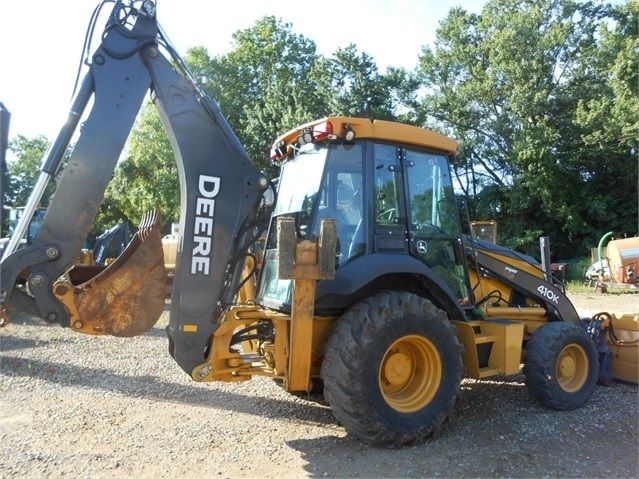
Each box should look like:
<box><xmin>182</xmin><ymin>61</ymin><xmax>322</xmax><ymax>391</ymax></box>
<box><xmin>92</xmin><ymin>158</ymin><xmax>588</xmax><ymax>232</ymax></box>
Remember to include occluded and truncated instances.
<box><xmin>270</xmin><ymin>117</ymin><xmax>458</xmax><ymax>162</ymax></box>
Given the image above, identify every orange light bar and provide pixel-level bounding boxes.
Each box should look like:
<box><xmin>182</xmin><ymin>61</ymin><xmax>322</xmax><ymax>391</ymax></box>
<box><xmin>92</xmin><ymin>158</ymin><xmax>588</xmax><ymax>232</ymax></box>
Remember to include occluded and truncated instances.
<box><xmin>269</xmin><ymin>116</ymin><xmax>459</xmax><ymax>162</ymax></box>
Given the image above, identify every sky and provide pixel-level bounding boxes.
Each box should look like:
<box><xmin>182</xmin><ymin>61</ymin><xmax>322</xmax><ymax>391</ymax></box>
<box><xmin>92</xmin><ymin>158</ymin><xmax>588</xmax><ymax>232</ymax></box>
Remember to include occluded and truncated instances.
<box><xmin>0</xmin><ymin>0</ymin><xmax>485</xmax><ymax>141</ymax></box>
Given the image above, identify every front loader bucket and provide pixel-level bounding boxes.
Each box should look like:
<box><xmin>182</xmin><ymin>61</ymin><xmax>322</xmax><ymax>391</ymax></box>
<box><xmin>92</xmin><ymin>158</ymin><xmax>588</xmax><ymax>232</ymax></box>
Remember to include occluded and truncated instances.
<box><xmin>55</xmin><ymin>210</ymin><xmax>167</xmax><ymax>337</ymax></box>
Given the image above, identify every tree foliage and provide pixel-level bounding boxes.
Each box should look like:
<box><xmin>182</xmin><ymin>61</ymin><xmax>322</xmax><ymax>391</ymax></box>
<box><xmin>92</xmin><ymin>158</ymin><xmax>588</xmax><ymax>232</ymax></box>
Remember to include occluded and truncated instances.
<box><xmin>6</xmin><ymin>3</ymin><xmax>636</xmax><ymax>258</ymax></box>
<box><xmin>416</xmin><ymin>0</ymin><xmax>637</xmax><ymax>257</ymax></box>
<box><xmin>189</xmin><ymin>16</ymin><xmax>323</xmax><ymax>175</ymax></box>
<box><xmin>100</xmin><ymin>15</ymin><xmax>400</xmax><ymax>231</ymax></box>
<box><xmin>5</xmin><ymin>135</ymin><xmax>53</xmax><ymax>207</ymax></box>
<box><xmin>312</xmin><ymin>44</ymin><xmax>403</xmax><ymax>121</ymax></box>
<box><xmin>98</xmin><ymin>102</ymin><xmax>177</xmax><ymax>231</ymax></box>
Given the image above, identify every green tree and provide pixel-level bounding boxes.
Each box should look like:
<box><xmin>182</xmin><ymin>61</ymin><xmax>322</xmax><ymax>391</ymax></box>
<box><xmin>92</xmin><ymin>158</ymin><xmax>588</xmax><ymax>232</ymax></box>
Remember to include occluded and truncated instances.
<box><xmin>569</xmin><ymin>0</ymin><xmax>639</xmax><ymax>240</ymax></box>
<box><xmin>102</xmin><ymin>17</ymin><xmax>323</xmax><ymax>229</ymax></box>
<box><xmin>6</xmin><ymin>135</ymin><xmax>53</xmax><ymax>207</ymax></box>
<box><xmin>312</xmin><ymin>44</ymin><xmax>402</xmax><ymax>121</ymax></box>
<box><xmin>415</xmin><ymin>0</ymin><xmax>637</xmax><ymax>257</ymax></box>
<box><xmin>100</xmin><ymin>103</ymin><xmax>177</xmax><ymax>231</ymax></box>
<box><xmin>194</xmin><ymin>16</ymin><xmax>324</xmax><ymax>174</ymax></box>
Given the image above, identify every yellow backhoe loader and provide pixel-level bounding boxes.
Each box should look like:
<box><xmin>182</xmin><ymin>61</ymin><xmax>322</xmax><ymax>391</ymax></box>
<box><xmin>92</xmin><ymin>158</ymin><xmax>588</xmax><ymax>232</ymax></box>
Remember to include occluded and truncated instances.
<box><xmin>1</xmin><ymin>0</ymin><xmax>636</xmax><ymax>447</ymax></box>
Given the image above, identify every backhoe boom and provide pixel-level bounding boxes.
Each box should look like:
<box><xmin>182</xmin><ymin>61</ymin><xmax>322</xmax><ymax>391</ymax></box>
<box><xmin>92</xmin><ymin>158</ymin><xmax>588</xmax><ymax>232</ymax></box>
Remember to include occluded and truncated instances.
<box><xmin>0</xmin><ymin>0</ymin><xmax>268</xmax><ymax>375</ymax></box>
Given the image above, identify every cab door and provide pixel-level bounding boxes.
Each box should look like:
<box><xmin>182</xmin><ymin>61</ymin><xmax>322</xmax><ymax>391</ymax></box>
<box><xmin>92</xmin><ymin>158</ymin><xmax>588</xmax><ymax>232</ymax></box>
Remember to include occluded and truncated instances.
<box><xmin>372</xmin><ymin>144</ymin><xmax>408</xmax><ymax>254</ymax></box>
<box><xmin>403</xmin><ymin>149</ymin><xmax>470</xmax><ymax>302</ymax></box>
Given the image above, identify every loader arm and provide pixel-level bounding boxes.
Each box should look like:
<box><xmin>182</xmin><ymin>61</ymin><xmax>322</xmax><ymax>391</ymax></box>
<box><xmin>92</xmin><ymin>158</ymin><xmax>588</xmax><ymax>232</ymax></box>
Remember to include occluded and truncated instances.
<box><xmin>0</xmin><ymin>1</ymin><xmax>268</xmax><ymax>375</ymax></box>
<box><xmin>469</xmin><ymin>239</ymin><xmax>581</xmax><ymax>325</ymax></box>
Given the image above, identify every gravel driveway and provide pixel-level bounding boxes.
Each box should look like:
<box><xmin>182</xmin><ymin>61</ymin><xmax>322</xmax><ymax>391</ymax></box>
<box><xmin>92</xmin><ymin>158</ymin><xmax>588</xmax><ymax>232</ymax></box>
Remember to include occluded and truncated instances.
<box><xmin>1</xmin><ymin>291</ymin><xmax>637</xmax><ymax>478</ymax></box>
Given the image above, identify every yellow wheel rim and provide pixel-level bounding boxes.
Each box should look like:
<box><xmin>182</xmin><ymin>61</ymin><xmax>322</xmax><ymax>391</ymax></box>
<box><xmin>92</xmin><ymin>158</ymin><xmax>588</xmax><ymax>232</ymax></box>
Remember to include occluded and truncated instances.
<box><xmin>379</xmin><ymin>335</ymin><xmax>441</xmax><ymax>413</ymax></box>
<box><xmin>556</xmin><ymin>343</ymin><xmax>589</xmax><ymax>392</ymax></box>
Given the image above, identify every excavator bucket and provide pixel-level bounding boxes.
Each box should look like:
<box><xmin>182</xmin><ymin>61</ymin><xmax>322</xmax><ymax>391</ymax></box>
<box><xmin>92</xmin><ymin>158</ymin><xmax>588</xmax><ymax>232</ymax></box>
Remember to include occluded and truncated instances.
<box><xmin>55</xmin><ymin>210</ymin><xmax>167</xmax><ymax>337</ymax></box>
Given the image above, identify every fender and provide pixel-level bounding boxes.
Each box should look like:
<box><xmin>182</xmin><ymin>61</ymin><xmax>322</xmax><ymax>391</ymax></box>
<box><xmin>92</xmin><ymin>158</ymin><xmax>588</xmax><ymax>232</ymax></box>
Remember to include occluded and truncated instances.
<box><xmin>313</xmin><ymin>253</ymin><xmax>469</xmax><ymax>321</ymax></box>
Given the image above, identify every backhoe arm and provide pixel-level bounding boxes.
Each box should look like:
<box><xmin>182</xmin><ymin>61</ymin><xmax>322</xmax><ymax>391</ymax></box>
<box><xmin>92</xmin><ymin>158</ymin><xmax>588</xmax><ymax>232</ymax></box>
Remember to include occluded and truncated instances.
<box><xmin>0</xmin><ymin>1</ymin><xmax>268</xmax><ymax>375</ymax></box>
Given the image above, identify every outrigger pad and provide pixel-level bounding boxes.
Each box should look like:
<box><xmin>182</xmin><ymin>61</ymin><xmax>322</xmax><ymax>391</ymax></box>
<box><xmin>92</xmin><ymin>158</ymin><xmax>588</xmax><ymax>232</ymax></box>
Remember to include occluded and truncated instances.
<box><xmin>71</xmin><ymin>210</ymin><xmax>167</xmax><ymax>337</ymax></box>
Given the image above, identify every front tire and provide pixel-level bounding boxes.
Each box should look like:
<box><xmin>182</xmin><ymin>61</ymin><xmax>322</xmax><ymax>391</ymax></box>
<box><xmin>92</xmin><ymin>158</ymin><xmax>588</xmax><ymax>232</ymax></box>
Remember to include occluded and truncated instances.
<box><xmin>320</xmin><ymin>291</ymin><xmax>463</xmax><ymax>447</ymax></box>
<box><xmin>523</xmin><ymin>322</ymin><xmax>599</xmax><ymax>410</ymax></box>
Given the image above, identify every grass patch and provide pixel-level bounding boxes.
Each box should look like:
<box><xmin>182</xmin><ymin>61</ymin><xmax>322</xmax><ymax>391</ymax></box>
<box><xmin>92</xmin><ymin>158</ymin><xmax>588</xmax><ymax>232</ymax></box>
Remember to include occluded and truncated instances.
<box><xmin>566</xmin><ymin>280</ymin><xmax>639</xmax><ymax>295</ymax></box>
<box><xmin>565</xmin><ymin>281</ymin><xmax>594</xmax><ymax>294</ymax></box>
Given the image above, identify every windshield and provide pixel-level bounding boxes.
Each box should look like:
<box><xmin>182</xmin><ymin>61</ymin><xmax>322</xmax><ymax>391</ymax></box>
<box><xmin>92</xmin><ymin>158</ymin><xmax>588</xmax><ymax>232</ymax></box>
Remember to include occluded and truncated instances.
<box><xmin>256</xmin><ymin>145</ymin><xmax>328</xmax><ymax>307</ymax></box>
<box><xmin>269</xmin><ymin>142</ymin><xmax>365</xmax><ymax>253</ymax></box>
<box><xmin>257</xmin><ymin>141</ymin><xmax>365</xmax><ymax>307</ymax></box>
<box><xmin>272</xmin><ymin>145</ymin><xmax>326</xmax><ymax>217</ymax></box>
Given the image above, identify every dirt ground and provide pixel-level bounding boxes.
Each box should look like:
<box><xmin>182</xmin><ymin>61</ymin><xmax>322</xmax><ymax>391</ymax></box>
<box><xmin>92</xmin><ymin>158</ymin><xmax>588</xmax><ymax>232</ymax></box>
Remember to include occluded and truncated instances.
<box><xmin>565</xmin><ymin>289</ymin><xmax>638</xmax><ymax>317</ymax></box>
<box><xmin>1</xmin><ymin>290</ymin><xmax>637</xmax><ymax>478</ymax></box>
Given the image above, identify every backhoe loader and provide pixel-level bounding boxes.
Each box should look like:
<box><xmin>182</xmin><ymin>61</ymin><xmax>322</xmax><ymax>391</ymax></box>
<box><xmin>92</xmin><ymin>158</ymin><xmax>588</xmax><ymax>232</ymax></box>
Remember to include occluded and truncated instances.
<box><xmin>1</xmin><ymin>0</ymin><xmax>636</xmax><ymax>447</ymax></box>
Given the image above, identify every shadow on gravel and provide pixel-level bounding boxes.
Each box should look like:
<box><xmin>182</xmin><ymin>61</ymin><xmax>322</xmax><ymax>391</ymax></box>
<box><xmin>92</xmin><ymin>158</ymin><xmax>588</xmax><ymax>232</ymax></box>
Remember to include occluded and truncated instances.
<box><xmin>285</xmin><ymin>377</ymin><xmax>639</xmax><ymax>479</ymax></box>
<box><xmin>0</xmin><ymin>352</ymin><xmax>336</xmax><ymax>426</ymax></box>
<box><xmin>0</xmin><ymin>314</ymin><xmax>331</xmax><ymax>426</ymax></box>
<box><xmin>0</xmin><ymin>335</ymin><xmax>47</xmax><ymax>351</ymax></box>
<box><xmin>5</xmin><ymin>311</ymin><xmax>170</xmax><ymax>338</ymax></box>
<box><xmin>139</xmin><ymin>325</ymin><xmax>169</xmax><ymax>338</ymax></box>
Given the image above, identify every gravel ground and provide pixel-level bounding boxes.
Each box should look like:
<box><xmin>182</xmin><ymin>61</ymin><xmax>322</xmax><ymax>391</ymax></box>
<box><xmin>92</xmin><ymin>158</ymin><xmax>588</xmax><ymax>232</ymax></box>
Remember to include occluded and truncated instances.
<box><xmin>1</xmin><ymin>291</ymin><xmax>637</xmax><ymax>478</ymax></box>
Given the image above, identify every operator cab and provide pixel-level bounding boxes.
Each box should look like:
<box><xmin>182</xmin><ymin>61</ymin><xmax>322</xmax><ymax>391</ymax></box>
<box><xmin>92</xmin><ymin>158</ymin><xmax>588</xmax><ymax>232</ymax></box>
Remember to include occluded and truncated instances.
<box><xmin>256</xmin><ymin>117</ymin><xmax>471</xmax><ymax>317</ymax></box>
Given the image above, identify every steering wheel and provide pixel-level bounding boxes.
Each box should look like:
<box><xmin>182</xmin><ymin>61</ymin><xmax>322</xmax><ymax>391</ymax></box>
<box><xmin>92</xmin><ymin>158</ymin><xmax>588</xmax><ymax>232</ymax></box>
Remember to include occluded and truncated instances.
<box><xmin>376</xmin><ymin>208</ymin><xmax>396</xmax><ymax>222</ymax></box>
<box><xmin>337</xmin><ymin>184</ymin><xmax>356</xmax><ymax>205</ymax></box>
<box><xmin>415</xmin><ymin>222</ymin><xmax>445</xmax><ymax>235</ymax></box>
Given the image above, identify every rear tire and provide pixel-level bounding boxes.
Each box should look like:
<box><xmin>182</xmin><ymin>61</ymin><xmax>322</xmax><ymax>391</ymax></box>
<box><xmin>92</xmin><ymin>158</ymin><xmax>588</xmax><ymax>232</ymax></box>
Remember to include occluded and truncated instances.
<box><xmin>320</xmin><ymin>291</ymin><xmax>462</xmax><ymax>447</ymax></box>
<box><xmin>523</xmin><ymin>322</ymin><xmax>599</xmax><ymax>410</ymax></box>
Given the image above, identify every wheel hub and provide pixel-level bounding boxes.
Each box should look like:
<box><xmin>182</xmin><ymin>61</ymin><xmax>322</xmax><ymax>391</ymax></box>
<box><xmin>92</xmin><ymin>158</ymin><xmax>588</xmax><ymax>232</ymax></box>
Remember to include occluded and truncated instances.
<box><xmin>558</xmin><ymin>355</ymin><xmax>576</xmax><ymax>377</ymax></box>
<box><xmin>384</xmin><ymin>352</ymin><xmax>411</xmax><ymax>385</ymax></box>
<box><xmin>557</xmin><ymin>344</ymin><xmax>588</xmax><ymax>392</ymax></box>
<box><xmin>379</xmin><ymin>335</ymin><xmax>442</xmax><ymax>413</ymax></box>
